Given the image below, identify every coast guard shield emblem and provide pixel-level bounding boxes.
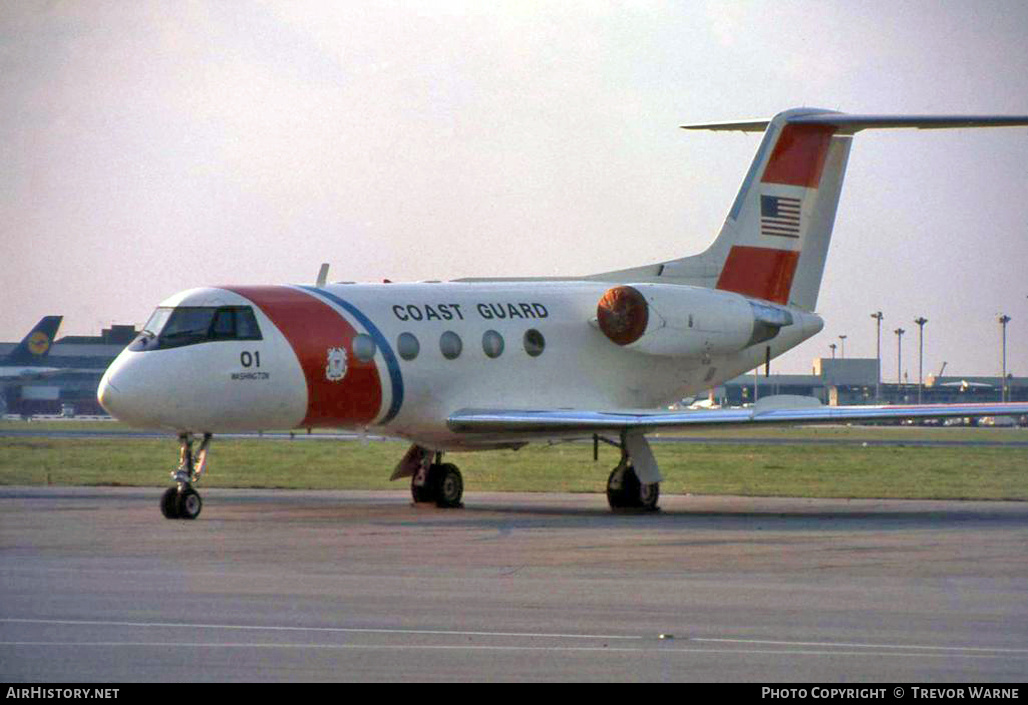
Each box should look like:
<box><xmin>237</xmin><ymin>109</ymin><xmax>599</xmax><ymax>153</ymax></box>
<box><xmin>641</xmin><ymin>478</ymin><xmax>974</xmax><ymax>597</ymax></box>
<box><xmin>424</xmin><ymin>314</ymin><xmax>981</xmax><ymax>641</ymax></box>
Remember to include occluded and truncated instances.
<box><xmin>325</xmin><ymin>347</ymin><xmax>348</xmax><ymax>382</ymax></box>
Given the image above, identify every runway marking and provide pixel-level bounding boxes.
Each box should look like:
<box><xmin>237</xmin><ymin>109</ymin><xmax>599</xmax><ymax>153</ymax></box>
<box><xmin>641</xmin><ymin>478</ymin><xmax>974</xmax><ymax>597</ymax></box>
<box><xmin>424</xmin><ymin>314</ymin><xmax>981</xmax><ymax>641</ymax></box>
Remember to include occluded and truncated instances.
<box><xmin>2</xmin><ymin>619</ymin><xmax>1026</xmax><ymax>657</ymax></box>
<box><xmin>0</xmin><ymin>618</ymin><xmax>642</xmax><ymax>642</ymax></box>
<box><xmin>0</xmin><ymin>641</ymin><xmax>1021</xmax><ymax>660</ymax></box>
<box><xmin>690</xmin><ymin>637</ymin><xmax>1028</xmax><ymax>654</ymax></box>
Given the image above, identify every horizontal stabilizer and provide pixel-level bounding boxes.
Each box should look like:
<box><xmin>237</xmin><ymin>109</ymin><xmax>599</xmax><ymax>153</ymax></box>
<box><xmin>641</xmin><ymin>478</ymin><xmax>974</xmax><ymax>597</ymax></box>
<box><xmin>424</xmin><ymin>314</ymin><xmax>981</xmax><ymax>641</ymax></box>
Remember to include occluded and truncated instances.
<box><xmin>682</xmin><ymin>112</ymin><xmax>1028</xmax><ymax>134</ymax></box>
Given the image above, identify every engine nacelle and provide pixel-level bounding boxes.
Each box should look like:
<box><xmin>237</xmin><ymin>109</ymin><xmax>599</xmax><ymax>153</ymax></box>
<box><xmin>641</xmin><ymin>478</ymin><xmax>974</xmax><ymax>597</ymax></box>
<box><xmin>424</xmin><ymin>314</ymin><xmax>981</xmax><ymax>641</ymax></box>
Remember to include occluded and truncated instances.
<box><xmin>595</xmin><ymin>284</ymin><xmax>793</xmax><ymax>357</ymax></box>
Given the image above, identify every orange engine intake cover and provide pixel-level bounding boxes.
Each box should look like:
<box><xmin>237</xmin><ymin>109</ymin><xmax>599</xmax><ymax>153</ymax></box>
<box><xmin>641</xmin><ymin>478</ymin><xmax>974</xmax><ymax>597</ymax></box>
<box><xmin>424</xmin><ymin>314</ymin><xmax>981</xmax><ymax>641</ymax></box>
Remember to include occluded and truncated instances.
<box><xmin>597</xmin><ymin>286</ymin><xmax>648</xmax><ymax>346</ymax></box>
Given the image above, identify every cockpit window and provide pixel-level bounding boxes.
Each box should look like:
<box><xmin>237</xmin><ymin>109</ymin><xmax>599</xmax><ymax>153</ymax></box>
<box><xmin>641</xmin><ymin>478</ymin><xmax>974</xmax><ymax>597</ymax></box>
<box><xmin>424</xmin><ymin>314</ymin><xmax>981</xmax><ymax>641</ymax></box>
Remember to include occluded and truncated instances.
<box><xmin>129</xmin><ymin>306</ymin><xmax>262</xmax><ymax>351</ymax></box>
<box><xmin>162</xmin><ymin>308</ymin><xmax>217</xmax><ymax>347</ymax></box>
<box><xmin>209</xmin><ymin>307</ymin><xmax>262</xmax><ymax>341</ymax></box>
<box><xmin>141</xmin><ymin>307</ymin><xmax>173</xmax><ymax>339</ymax></box>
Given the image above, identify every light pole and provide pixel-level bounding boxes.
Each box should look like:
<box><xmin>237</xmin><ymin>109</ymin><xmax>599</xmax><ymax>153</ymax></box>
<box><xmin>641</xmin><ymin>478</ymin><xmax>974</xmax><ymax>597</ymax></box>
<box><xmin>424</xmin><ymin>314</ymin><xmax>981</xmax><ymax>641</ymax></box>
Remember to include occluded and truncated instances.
<box><xmin>829</xmin><ymin>343</ymin><xmax>837</xmax><ymax>359</ymax></box>
<box><xmin>914</xmin><ymin>317</ymin><xmax>928</xmax><ymax>404</ymax></box>
<box><xmin>894</xmin><ymin>328</ymin><xmax>905</xmax><ymax>397</ymax></box>
<box><xmin>838</xmin><ymin>334</ymin><xmax>847</xmax><ymax>359</ymax></box>
<box><xmin>871</xmin><ymin>311</ymin><xmax>883</xmax><ymax>402</ymax></box>
<box><xmin>999</xmin><ymin>315</ymin><xmax>1011</xmax><ymax>402</ymax></box>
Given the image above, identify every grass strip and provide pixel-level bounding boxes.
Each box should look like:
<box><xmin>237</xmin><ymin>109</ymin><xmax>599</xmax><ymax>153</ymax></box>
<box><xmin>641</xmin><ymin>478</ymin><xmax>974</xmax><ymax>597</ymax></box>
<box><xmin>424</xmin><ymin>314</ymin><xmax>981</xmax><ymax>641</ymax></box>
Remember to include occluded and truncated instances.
<box><xmin>2</xmin><ymin>435</ymin><xmax>1025</xmax><ymax>500</ymax></box>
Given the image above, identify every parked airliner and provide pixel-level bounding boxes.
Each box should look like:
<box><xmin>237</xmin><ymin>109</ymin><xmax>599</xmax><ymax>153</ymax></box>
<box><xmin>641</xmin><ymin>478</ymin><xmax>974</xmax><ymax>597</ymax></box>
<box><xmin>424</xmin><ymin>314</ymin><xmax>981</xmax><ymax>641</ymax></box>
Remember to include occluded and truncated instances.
<box><xmin>0</xmin><ymin>316</ymin><xmax>64</xmax><ymax>382</ymax></box>
<box><xmin>97</xmin><ymin>108</ymin><xmax>1028</xmax><ymax>519</ymax></box>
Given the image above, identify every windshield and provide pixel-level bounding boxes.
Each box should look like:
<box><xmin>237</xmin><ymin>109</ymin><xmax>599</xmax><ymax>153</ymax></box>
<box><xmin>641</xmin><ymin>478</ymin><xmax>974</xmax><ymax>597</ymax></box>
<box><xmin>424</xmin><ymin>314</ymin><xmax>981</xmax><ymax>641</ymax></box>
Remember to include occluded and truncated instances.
<box><xmin>161</xmin><ymin>308</ymin><xmax>218</xmax><ymax>347</ymax></box>
<box><xmin>142</xmin><ymin>307</ymin><xmax>173</xmax><ymax>337</ymax></box>
<box><xmin>129</xmin><ymin>306</ymin><xmax>262</xmax><ymax>351</ymax></box>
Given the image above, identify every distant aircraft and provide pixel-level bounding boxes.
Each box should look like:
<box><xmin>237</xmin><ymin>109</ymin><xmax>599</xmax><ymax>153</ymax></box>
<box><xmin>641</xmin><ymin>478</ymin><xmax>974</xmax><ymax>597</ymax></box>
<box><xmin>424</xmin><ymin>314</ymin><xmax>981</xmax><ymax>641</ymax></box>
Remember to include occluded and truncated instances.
<box><xmin>97</xmin><ymin>108</ymin><xmax>1028</xmax><ymax>520</ymax></box>
<box><xmin>0</xmin><ymin>316</ymin><xmax>64</xmax><ymax>381</ymax></box>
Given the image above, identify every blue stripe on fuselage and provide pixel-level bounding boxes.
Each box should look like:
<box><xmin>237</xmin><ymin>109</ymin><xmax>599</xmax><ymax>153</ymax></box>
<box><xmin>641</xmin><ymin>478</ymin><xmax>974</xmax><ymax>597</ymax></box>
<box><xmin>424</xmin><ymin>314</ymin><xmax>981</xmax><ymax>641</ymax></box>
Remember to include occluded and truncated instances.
<box><xmin>297</xmin><ymin>285</ymin><xmax>404</xmax><ymax>425</ymax></box>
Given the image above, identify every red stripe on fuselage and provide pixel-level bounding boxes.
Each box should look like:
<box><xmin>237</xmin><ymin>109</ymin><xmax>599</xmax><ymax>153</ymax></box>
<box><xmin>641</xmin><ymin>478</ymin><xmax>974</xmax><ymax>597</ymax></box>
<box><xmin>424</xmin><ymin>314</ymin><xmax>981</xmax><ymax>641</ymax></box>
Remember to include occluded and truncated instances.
<box><xmin>226</xmin><ymin>286</ymin><xmax>382</xmax><ymax>427</ymax></box>
<box><xmin>716</xmin><ymin>246</ymin><xmax>800</xmax><ymax>305</ymax></box>
<box><xmin>761</xmin><ymin>124</ymin><xmax>836</xmax><ymax>188</ymax></box>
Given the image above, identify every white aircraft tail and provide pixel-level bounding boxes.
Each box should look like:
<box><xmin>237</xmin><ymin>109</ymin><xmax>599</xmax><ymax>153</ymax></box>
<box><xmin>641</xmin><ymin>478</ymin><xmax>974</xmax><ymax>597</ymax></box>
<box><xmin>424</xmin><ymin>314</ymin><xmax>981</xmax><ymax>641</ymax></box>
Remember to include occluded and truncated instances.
<box><xmin>593</xmin><ymin>108</ymin><xmax>1028</xmax><ymax>311</ymax></box>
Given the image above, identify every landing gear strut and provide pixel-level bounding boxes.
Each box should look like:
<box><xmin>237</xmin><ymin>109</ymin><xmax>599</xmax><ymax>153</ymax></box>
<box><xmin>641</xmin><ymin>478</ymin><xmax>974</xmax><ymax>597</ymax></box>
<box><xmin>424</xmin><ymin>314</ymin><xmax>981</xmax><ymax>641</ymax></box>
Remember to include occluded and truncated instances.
<box><xmin>161</xmin><ymin>432</ymin><xmax>211</xmax><ymax>520</ymax></box>
<box><xmin>408</xmin><ymin>449</ymin><xmax>464</xmax><ymax>508</ymax></box>
<box><xmin>605</xmin><ymin>439</ymin><xmax>660</xmax><ymax>512</ymax></box>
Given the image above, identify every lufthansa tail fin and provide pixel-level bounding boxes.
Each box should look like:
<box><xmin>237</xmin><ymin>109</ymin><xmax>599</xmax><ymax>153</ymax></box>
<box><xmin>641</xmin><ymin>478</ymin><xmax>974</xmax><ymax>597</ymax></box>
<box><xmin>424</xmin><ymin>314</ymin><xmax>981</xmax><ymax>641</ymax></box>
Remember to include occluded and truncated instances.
<box><xmin>592</xmin><ymin>108</ymin><xmax>1028</xmax><ymax>311</ymax></box>
<box><xmin>5</xmin><ymin>316</ymin><xmax>63</xmax><ymax>365</ymax></box>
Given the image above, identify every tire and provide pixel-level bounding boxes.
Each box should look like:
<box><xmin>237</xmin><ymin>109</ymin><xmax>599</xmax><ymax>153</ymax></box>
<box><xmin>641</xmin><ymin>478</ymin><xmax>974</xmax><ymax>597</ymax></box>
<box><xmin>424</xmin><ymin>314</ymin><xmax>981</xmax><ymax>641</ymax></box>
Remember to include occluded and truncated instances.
<box><xmin>160</xmin><ymin>487</ymin><xmax>180</xmax><ymax>519</ymax></box>
<box><xmin>175</xmin><ymin>487</ymin><xmax>203</xmax><ymax>520</ymax></box>
<box><xmin>638</xmin><ymin>479</ymin><xmax>660</xmax><ymax>512</ymax></box>
<box><xmin>606</xmin><ymin>466</ymin><xmax>630</xmax><ymax>509</ymax></box>
<box><xmin>434</xmin><ymin>463</ymin><xmax>463</xmax><ymax>508</ymax></box>
<box><xmin>609</xmin><ymin>466</ymin><xmax>659</xmax><ymax>512</ymax></box>
<box><xmin>411</xmin><ymin>472</ymin><xmax>435</xmax><ymax>503</ymax></box>
<box><xmin>411</xmin><ymin>466</ymin><xmax>439</xmax><ymax>505</ymax></box>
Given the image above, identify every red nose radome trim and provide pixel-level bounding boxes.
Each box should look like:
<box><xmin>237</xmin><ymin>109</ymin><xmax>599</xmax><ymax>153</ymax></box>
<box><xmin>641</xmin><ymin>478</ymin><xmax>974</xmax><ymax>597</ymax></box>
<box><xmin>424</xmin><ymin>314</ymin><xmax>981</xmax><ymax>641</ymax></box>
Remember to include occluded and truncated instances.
<box><xmin>226</xmin><ymin>286</ymin><xmax>383</xmax><ymax>427</ymax></box>
<box><xmin>597</xmin><ymin>285</ymin><xmax>649</xmax><ymax>345</ymax></box>
<box><xmin>716</xmin><ymin>246</ymin><xmax>800</xmax><ymax>305</ymax></box>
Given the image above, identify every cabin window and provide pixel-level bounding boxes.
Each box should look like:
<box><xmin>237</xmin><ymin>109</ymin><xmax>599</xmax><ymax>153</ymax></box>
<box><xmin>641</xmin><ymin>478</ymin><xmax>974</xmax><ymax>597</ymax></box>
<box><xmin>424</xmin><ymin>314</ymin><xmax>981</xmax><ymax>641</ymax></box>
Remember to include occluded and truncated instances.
<box><xmin>482</xmin><ymin>330</ymin><xmax>504</xmax><ymax>358</ymax></box>
<box><xmin>440</xmin><ymin>331</ymin><xmax>463</xmax><ymax>360</ymax></box>
<box><xmin>353</xmin><ymin>334</ymin><xmax>376</xmax><ymax>362</ymax></box>
<box><xmin>523</xmin><ymin>329</ymin><xmax>545</xmax><ymax>357</ymax></box>
<box><xmin>397</xmin><ymin>332</ymin><xmax>420</xmax><ymax>361</ymax></box>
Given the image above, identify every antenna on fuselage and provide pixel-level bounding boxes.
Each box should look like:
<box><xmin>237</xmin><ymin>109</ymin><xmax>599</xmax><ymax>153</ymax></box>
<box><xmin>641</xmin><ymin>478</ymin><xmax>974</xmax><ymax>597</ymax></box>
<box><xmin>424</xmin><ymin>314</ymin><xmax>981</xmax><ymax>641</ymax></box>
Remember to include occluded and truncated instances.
<box><xmin>316</xmin><ymin>263</ymin><xmax>329</xmax><ymax>287</ymax></box>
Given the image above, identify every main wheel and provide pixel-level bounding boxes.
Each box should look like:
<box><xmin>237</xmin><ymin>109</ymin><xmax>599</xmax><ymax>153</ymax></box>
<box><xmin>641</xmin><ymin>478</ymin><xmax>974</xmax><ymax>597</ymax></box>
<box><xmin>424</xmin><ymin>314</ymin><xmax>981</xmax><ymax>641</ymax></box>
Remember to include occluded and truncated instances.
<box><xmin>160</xmin><ymin>487</ymin><xmax>180</xmax><ymax>519</ymax></box>
<box><xmin>175</xmin><ymin>487</ymin><xmax>203</xmax><ymax>520</ymax></box>
<box><xmin>606</xmin><ymin>466</ymin><xmax>630</xmax><ymax>509</ymax></box>
<box><xmin>608</xmin><ymin>466</ymin><xmax>659</xmax><ymax>511</ymax></box>
<box><xmin>411</xmin><ymin>473</ymin><xmax>435</xmax><ymax>503</ymax></box>
<box><xmin>433</xmin><ymin>463</ymin><xmax>464</xmax><ymax>508</ymax></box>
<box><xmin>637</xmin><ymin>479</ymin><xmax>660</xmax><ymax>512</ymax></box>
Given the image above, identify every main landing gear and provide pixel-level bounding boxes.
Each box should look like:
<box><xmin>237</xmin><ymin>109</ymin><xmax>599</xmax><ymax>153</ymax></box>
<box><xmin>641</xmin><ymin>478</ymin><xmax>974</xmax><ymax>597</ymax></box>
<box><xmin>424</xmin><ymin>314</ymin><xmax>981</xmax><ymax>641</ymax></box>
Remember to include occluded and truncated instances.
<box><xmin>161</xmin><ymin>432</ymin><xmax>211</xmax><ymax>520</ymax></box>
<box><xmin>396</xmin><ymin>446</ymin><xmax>464</xmax><ymax>508</ymax></box>
<box><xmin>412</xmin><ymin>454</ymin><xmax>464</xmax><ymax>508</ymax></box>
<box><xmin>601</xmin><ymin>434</ymin><xmax>660</xmax><ymax>512</ymax></box>
<box><xmin>396</xmin><ymin>435</ymin><xmax>659</xmax><ymax>513</ymax></box>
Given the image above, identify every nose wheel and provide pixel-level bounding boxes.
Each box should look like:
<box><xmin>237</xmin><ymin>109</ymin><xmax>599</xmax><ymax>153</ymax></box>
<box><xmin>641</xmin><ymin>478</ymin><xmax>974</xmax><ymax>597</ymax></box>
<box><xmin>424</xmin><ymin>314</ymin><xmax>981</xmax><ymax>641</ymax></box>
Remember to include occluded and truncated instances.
<box><xmin>160</xmin><ymin>486</ymin><xmax>203</xmax><ymax>520</ymax></box>
<box><xmin>161</xmin><ymin>433</ymin><xmax>211</xmax><ymax>520</ymax></box>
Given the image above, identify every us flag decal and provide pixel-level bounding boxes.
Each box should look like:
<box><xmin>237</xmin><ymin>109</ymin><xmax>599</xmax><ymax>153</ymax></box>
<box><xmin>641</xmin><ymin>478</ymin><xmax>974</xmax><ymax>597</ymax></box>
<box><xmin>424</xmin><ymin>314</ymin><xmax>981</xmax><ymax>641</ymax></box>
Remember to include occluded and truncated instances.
<box><xmin>760</xmin><ymin>195</ymin><xmax>801</xmax><ymax>238</ymax></box>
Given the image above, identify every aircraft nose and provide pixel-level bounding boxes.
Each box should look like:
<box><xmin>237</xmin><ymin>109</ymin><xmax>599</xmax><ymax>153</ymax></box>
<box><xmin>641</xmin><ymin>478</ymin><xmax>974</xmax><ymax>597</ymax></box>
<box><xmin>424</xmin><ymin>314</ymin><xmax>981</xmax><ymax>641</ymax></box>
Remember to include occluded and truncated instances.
<box><xmin>97</xmin><ymin>359</ymin><xmax>153</xmax><ymax>426</ymax></box>
<box><xmin>97</xmin><ymin>370</ymin><xmax>123</xmax><ymax>419</ymax></box>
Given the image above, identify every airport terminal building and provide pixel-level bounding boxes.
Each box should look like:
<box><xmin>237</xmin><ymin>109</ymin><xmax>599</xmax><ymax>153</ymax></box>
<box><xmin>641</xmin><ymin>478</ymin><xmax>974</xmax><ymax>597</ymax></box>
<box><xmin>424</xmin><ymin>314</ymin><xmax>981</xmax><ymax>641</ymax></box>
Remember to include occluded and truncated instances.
<box><xmin>712</xmin><ymin>358</ymin><xmax>1028</xmax><ymax>409</ymax></box>
<box><xmin>0</xmin><ymin>325</ymin><xmax>137</xmax><ymax>416</ymax></box>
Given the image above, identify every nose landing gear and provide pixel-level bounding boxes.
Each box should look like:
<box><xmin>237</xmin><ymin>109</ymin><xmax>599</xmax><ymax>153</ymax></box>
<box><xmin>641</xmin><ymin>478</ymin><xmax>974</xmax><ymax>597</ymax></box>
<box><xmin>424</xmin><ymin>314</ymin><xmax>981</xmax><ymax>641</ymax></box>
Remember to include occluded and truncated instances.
<box><xmin>161</xmin><ymin>433</ymin><xmax>211</xmax><ymax>520</ymax></box>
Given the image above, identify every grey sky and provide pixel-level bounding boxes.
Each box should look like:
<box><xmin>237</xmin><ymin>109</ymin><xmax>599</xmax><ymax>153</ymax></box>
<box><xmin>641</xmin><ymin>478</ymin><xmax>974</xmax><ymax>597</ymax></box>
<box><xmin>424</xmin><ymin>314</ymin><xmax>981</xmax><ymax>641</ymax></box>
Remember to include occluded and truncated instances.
<box><xmin>2</xmin><ymin>0</ymin><xmax>1026</xmax><ymax>379</ymax></box>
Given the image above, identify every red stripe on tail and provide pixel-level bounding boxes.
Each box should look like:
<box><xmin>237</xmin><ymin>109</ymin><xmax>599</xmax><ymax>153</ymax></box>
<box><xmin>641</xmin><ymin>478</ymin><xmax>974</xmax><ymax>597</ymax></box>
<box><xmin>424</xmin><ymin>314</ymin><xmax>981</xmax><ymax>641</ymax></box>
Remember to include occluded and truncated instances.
<box><xmin>761</xmin><ymin>124</ymin><xmax>836</xmax><ymax>188</ymax></box>
<box><xmin>716</xmin><ymin>246</ymin><xmax>800</xmax><ymax>304</ymax></box>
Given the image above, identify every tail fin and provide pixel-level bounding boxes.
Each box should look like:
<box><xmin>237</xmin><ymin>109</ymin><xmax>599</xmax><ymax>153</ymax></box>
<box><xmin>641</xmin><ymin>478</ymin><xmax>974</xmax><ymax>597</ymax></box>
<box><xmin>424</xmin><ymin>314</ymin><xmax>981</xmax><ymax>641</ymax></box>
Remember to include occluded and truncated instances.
<box><xmin>695</xmin><ymin>108</ymin><xmax>851</xmax><ymax>310</ymax></box>
<box><xmin>593</xmin><ymin>108</ymin><xmax>1028</xmax><ymax>310</ymax></box>
<box><xmin>5</xmin><ymin>316</ymin><xmax>62</xmax><ymax>364</ymax></box>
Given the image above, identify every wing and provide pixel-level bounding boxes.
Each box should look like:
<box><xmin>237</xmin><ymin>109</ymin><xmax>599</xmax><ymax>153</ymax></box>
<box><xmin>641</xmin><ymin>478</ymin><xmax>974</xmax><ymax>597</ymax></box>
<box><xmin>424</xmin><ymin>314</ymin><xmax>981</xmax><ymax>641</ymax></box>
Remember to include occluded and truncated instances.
<box><xmin>448</xmin><ymin>397</ymin><xmax>1028</xmax><ymax>434</ymax></box>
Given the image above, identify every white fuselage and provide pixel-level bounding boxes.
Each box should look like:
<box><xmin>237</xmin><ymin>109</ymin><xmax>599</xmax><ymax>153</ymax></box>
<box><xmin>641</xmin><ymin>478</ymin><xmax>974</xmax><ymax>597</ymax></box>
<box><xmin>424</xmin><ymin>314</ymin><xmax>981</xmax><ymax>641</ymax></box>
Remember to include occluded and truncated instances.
<box><xmin>98</xmin><ymin>280</ymin><xmax>823</xmax><ymax>449</ymax></box>
<box><xmin>0</xmin><ymin>366</ymin><xmax>63</xmax><ymax>381</ymax></box>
